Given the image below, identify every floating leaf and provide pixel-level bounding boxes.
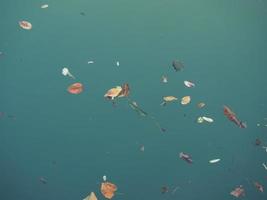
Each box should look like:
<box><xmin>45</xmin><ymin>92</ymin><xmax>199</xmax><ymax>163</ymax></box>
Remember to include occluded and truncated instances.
<box><xmin>19</xmin><ymin>21</ymin><xmax>32</xmax><ymax>30</ymax></box>
<box><xmin>62</xmin><ymin>67</ymin><xmax>75</xmax><ymax>79</ymax></box>
<box><xmin>118</xmin><ymin>83</ymin><xmax>130</xmax><ymax>97</ymax></box>
<box><xmin>41</xmin><ymin>4</ymin><xmax>48</xmax><ymax>9</ymax></box>
<box><xmin>101</xmin><ymin>182</ymin><xmax>117</xmax><ymax>199</ymax></box>
<box><xmin>230</xmin><ymin>186</ymin><xmax>245</xmax><ymax>197</ymax></box>
<box><xmin>197</xmin><ymin>102</ymin><xmax>205</xmax><ymax>108</ymax></box>
<box><xmin>254</xmin><ymin>182</ymin><xmax>264</xmax><ymax>193</ymax></box>
<box><xmin>104</xmin><ymin>86</ymin><xmax>122</xmax><ymax>100</ymax></box>
<box><xmin>68</xmin><ymin>83</ymin><xmax>83</xmax><ymax>94</ymax></box>
<box><xmin>179</xmin><ymin>152</ymin><xmax>193</xmax><ymax>164</ymax></box>
<box><xmin>163</xmin><ymin>96</ymin><xmax>178</xmax><ymax>102</ymax></box>
<box><xmin>181</xmin><ymin>96</ymin><xmax>191</xmax><ymax>105</ymax></box>
<box><xmin>202</xmin><ymin>116</ymin><xmax>214</xmax><ymax>123</ymax></box>
<box><xmin>184</xmin><ymin>80</ymin><xmax>195</xmax><ymax>88</ymax></box>
<box><xmin>209</xmin><ymin>159</ymin><xmax>221</xmax><ymax>164</ymax></box>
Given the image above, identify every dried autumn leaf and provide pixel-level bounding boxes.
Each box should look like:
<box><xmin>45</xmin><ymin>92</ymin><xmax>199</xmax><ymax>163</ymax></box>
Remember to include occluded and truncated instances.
<box><xmin>197</xmin><ymin>102</ymin><xmax>205</xmax><ymax>108</ymax></box>
<box><xmin>163</xmin><ymin>96</ymin><xmax>178</xmax><ymax>102</ymax></box>
<box><xmin>254</xmin><ymin>182</ymin><xmax>264</xmax><ymax>193</ymax></box>
<box><xmin>181</xmin><ymin>96</ymin><xmax>191</xmax><ymax>105</ymax></box>
<box><xmin>230</xmin><ymin>186</ymin><xmax>245</xmax><ymax>198</ymax></box>
<box><xmin>67</xmin><ymin>83</ymin><xmax>83</xmax><ymax>94</ymax></box>
<box><xmin>101</xmin><ymin>182</ymin><xmax>117</xmax><ymax>199</ymax></box>
<box><xmin>19</xmin><ymin>20</ymin><xmax>32</xmax><ymax>30</ymax></box>
<box><xmin>118</xmin><ymin>83</ymin><xmax>130</xmax><ymax>97</ymax></box>
<box><xmin>104</xmin><ymin>86</ymin><xmax>122</xmax><ymax>100</ymax></box>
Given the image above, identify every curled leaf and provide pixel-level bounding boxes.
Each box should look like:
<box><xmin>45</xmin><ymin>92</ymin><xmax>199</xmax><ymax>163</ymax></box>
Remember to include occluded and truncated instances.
<box><xmin>118</xmin><ymin>83</ymin><xmax>130</xmax><ymax>97</ymax></box>
<box><xmin>68</xmin><ymin>83</ymin><xmax>83</xmax><ymax>94</ymax></box>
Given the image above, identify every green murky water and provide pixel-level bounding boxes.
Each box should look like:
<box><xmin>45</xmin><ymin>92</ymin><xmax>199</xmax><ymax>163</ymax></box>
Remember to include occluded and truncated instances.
<box><xmin>1</xmin><ymin>0</ymin><xmax>267</xmax><ymax>199</ymax></box>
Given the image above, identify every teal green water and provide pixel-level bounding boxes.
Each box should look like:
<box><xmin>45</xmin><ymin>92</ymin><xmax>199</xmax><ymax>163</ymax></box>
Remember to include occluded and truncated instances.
<box><xmin>1</xmin><ymin>0</ymin><xmax>267</xmax><ymax>199</ymax></box>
